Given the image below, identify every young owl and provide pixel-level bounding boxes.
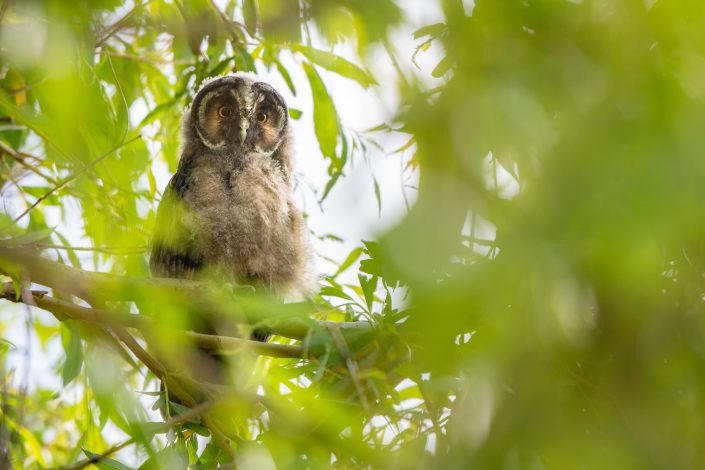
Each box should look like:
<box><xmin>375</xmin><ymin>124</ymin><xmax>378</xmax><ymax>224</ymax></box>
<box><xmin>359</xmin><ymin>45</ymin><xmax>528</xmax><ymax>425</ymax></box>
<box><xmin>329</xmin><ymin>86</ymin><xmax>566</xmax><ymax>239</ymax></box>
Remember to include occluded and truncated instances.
<box><xmin>150</xmin><ymin>73</ymin><xmax>313</xmax><ymax>299</ymax></box>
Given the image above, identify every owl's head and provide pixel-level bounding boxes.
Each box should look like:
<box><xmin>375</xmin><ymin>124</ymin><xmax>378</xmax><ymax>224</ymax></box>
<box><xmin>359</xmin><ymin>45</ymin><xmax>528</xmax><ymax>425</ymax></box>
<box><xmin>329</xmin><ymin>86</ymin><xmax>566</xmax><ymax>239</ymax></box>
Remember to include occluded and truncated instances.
<box><xmin>186</xmin><ymin>73</ymin><xmax>289</xmax><ymax>155</ymax></box>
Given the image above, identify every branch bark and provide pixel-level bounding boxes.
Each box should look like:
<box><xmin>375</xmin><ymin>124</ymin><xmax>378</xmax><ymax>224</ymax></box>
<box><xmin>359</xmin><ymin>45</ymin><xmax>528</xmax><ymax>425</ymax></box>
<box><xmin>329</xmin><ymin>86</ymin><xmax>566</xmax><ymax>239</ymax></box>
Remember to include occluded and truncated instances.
<box><xmin>0</xmin><ymin>246</ymin><xmax>371</xmax><ymax>340</ymax></box>
<box><xmin>0</xmin><ymin>283</ymin><xmax>308</xmax><ymax>359</ymax></box>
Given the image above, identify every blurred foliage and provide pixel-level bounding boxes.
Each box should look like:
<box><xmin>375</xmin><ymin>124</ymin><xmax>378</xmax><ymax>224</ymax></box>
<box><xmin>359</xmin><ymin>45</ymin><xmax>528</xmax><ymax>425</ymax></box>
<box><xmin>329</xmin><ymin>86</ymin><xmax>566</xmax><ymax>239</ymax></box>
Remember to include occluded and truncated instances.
<box><xmin>1</xmin><ymin>0</ymin><xmax>705</xmax><ymax>468</ymax></box>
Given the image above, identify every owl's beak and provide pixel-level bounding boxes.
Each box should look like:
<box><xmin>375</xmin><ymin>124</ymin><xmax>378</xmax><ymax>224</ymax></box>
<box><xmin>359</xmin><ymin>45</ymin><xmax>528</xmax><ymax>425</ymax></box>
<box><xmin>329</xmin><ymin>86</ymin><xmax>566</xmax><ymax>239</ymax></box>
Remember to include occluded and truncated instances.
<box><xmin>238</xmin><ymin>118</ymin><xmax>249</xmax><ymax>144</ymax></box>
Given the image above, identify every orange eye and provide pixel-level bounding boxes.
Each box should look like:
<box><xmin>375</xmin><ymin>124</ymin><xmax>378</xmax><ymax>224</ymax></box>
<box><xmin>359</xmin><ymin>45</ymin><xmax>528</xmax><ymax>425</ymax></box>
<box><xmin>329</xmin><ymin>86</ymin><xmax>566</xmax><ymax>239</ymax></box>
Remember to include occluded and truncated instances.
<box><xmin>217</xmin><ymin>106</ymin><xmax>233</xmax><ymax>118</ymax></box>
<box><xmin>257</xmin><ymin>112</ymin><xmax>268</xmax><ymax>123</ymax></box>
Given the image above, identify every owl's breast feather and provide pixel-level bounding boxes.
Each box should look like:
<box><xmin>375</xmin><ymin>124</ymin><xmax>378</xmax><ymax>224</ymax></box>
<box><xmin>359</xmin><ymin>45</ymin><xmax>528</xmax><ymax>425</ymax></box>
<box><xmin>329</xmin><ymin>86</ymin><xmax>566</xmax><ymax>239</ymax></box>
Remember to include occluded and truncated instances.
<box><xmin>184</xmin><ymin>156</ymin><xmax>299</xmax><ymax>285</ymax></box>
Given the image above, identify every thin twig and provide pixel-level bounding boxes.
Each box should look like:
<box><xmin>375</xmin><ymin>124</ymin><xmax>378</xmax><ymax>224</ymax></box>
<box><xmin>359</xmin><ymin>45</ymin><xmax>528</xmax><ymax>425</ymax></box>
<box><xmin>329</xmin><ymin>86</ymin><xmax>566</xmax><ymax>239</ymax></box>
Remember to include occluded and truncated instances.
<box><xmin>33</xmin><ymin>243</ymin><xmax>147</xmax><ymax>255</ymax></box>
<box><xmin>9</xmin><ymin>134</ymin><xmax>142</xmax><ymax>226</ymax></box>
<box><xmin>56</xmin><ymin>439</ymin><xmax>134</xmax><ymax>470</ymax></box>
<box><xmin>56</xmin><ymin>401</ymin><xmax>212</xmax><ymax>470</ymax></box>
<box><xmin>328</xmin><ymin>324</ymin><xmax>369</xmax><ymax>412</ymax></box>
<box><xmin>95</xmin><ymin>1</ymin><xmax>149</xmax><ymax>48</ymax></box>
<box><xmin>101</xmin><ymin>50</ymin><xmax>192</xmax><ymax>66</ymax></box>
<box><xmin>383</xmin><ymin>40</ymin><xmax>410</xmax><ymax>89</ymax></box>
<box><xmin>0</xmin><ymin>141</ymin><xmax>58</xmax><ymax>185</ymax></box>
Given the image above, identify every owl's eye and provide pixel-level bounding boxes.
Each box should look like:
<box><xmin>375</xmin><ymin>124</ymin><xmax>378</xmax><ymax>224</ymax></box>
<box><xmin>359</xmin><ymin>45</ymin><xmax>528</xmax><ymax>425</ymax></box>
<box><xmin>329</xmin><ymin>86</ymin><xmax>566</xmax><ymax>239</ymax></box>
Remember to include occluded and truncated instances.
<box><xmin>217</xmin><ymin>106</ymin><xmax>233</xmax><ymax>118</ymax></box>
<box><xmin>257</xmin><ymin>112</ymin><xmax>268</xmax><ymax>123</ymax></box>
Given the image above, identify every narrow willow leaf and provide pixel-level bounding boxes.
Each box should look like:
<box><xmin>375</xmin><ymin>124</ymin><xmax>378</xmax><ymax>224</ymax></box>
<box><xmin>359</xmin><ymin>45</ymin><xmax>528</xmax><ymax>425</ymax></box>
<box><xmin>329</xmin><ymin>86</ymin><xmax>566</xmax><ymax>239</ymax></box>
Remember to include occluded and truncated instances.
<box><xmin>431</xmin><ymin>55</ymin><xmax>452</xmax><ymax>77</ymax></box>
<box><xmin>320</xmin><ymin>285</ymin><xmax>355</xmax><ymax>302</ymax></box>
<box><xmin>207</xmin><ymin>56</ymin><xmax>235</xmax><ymax>77</ymax></box>
<box><xmin>391</xmin><ymin>136</ymin><xmax>416</xmax><ymax>154</ymax></box>
<box><xmin>412</xmin><ymin>22</ymin><xmax>447</xmax><ymax>39</ymax></box>
<box><xmin>373</xmin><ymin>176</ymin><xmax>382</xmax><ymax>217</ymax></box>
<box><xmin>302</xmin><ymin>62</ymin><xmax>339</xmax><ymax>161</ymax></box>
<box><xmin>243</xmin><ymin>0</ymin><xmax>259</xmax><ymax>36</ymax></box>
<box><xmin>319</xmin><ymin>169</ymin><xmax>342</xmax><ymax>203</ymax></box>
<box><xmin>359</xmin><ymin>274</ymin><xmax>378</xmax><ymax>312</ymax></box>
<box><xmin>19</xmin><ymin>426</ymin><xmax>48</xmax><ymax>467</ymax></box>
<box><xmin>0</xmin><ymin>227</ymin><xmax>54</xmax><ymax>246</ymax></box>
<box><xmin>295</xmin><ymin>45</ymin><xmax>376</xmax><ymax>87</ymax></box>
<box><xmin>276</xmin><ymin>60</ymin><xmax>296</xmax><ymax>95</ymax></box>
<box><xmin>61</xmin><ymin>324</ymin><xmax>83</xmax><ymax>386</ymax></box>
<box><xmin>334</xmin><ymin>246</ymin><xmax>364</xmax><ymax>277</ymax></box>
<box><xmin>55</xmin><ymin>231</ymin><xmax>81</xmax><ymax>267</ymax></box>
<box><xmin>138</xmin><ymin>98</ymin><xmax>179</xmax><ymax>130</ymax></box>
<box><xmin>147</xmin><ymin>167</ymin><xmax>157</xmax><ymax>198</ymax></box>
<box><xmin>0</xmin><ymin>337</ymin><xmax>16</xmax><ymax>352</ymax></box>
<box><xmin>137</xmin><ymin>444</ymin><xmax>188</xmax><ymax>470</ymax></box>
<box><xmin>83</xmin><ymin>450</ymin><xmax>136</xmax><ymax>470</ymax></box>
<box><xmin>234</xmin><ymin>43</ymin><xmax>257</xmax><ymax>72</ymax></box>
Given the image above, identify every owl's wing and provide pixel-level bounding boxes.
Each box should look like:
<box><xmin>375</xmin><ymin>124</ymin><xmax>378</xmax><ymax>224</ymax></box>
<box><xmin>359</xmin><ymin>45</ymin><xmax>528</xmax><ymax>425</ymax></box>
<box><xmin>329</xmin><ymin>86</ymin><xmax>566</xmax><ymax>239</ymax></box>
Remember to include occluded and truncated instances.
<box><xmin>149</xmin><ymin>175</ymin><xmax>203</xmax><ymax>280</ymax></box>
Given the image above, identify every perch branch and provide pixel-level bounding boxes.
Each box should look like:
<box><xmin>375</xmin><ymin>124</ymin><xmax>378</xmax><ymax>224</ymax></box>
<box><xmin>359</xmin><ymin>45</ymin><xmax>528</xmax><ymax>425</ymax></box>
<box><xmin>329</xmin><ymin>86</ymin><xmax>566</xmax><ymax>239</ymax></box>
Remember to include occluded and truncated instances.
<box><xmin>0</xmin><ymin>246</ymin><xmax>371</xmax><ymax>340</ymax></box>
<box><xmin>0</xmin><ymin>283</ymin><xmax>308</xmax><ymax>359</ymax></box>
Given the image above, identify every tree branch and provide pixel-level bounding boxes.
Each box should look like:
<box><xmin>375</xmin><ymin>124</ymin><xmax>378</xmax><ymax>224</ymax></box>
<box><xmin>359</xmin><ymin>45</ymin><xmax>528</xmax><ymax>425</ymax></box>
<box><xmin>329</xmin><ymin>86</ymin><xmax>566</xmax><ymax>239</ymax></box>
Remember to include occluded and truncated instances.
<box><xmin>95</xmin><ymin>1</ymin><xmax>149</xmax><ymax>48</ymax></box>
<box><xmin>0</xmin><ymin>246</ymin><xmax>371</xmax><ymax>340</ymax></box>
<box><xmin>0</xmin><ymin>140</ymin><xmax>58</xmax><ymax>185</ymax></box>
<box><xmin>0</xmin><ymin>283</ymin><xmax>308</xmax><ymax>359</ymax></box>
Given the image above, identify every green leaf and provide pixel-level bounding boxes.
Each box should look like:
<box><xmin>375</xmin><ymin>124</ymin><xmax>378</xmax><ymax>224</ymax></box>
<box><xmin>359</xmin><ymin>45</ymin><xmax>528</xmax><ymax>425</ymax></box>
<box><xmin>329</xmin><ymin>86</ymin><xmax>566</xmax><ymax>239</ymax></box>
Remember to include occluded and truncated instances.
<box><xmin>207</xmin><ymin>56</ymin><xmax>236</xmax><ymax>77</ymax></box>
<box><xmin>276</xmin><ymin>60</ymin><xmax>296</xmax><ymax>95</ymax></box>
<box><xmin>320</xmin><ymin>285</ymin><xmax>354</xmax><ymax>302</ymax></box>
<box><xmin>55</xmin><ymin>231</ymin><xmax>81</xmax><ymax>268</ymax></box>
<box><xmin>61</xmin><ymin>323</ymin><xmax>83</xmax><ymax>386</ymax></box>
<box><xmin>243</xmin><ymin>0</ymin><xmax>259</xmax><ymax>36</ymax></box>
<box><xmin>0</xmin><ymin>337</ymin><xmax>16</xmax><ymax>352</ymax></box>
<box><xmin>295</xmin><ymin>45</ymin><xmax>376</xmax><ymax>87</ymax></box>
<box><xmin>302</xmin><ymin>61</ymin><xmax>339</xmax><ymax>162</ymax></box>
<box><xmin>138</xmin><ymin>98</ymin><xmax>180</xmax><ymax>130</ymax></box>
<box><xmin>137</xmin><ymin>444</ymin><xmax>188</xmax><ymax>470</ymax></box>
<box><xmin>373</xmin><ymin>176</ymin><xmax>382</xmax><ymax>217</ymax></box>
<box><xmin>359</xmin><ymin>274</ymin><xmax>378</xmax><ymax>312</ymax></box>
<box><xmin>431</xmin><ymin>55</ymin><xmax>452</xmax><ymax>77</ymax></box>
<box><xmin>334</xmin><ymin>246</ymin><xmax>363</xmax><ymax>277</ymax></box>
<box><xmin>0</xmin><ymin>228</ymin><xmax>55</xmax><ymax>246</ymax></box>
<box><xmin>19</xmin><ymin>425</ymin><xmax>47</xmax><ymax>467</ymax></box>
<box><xmin>82</xmin><ymin>449</ymin><xmax>136</xmax><ymax>470</ymax></box>
<box><xmin>412</xmin><ymin>22</ymin><xmax>447</xmax><ymax>39</ymax></box>
<box><xmin>319</xmin><ymin>169</ymin><xmax>343</xmax><ymax>203</ymax></box>
<box><xmin>289</xmin><ymin>108</ymin><xmax>303</xmax><ymax>120</ymax></box>
<box><xmin>234</xmin><ymin>43</ymin><xmax>257</xmax><ymax>72</ymax></box>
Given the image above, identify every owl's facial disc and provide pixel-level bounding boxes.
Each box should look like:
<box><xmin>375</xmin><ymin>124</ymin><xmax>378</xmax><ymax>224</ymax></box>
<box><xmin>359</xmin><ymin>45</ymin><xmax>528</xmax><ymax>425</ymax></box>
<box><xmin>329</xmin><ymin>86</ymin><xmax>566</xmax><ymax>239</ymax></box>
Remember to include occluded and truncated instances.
<box><xmin>246</xmin><ymin>82</ymin><xmax>288</xmax><ymax>154</ymax></box>
<box><xmin>191</xmin><ymin>75</ymin><xmax>288</xmax><ymax>155</ymax></box>
<box><xmin>192</xmin><ymin>78</ymin><xmax>245</xmax><ymax>150</ymax></box>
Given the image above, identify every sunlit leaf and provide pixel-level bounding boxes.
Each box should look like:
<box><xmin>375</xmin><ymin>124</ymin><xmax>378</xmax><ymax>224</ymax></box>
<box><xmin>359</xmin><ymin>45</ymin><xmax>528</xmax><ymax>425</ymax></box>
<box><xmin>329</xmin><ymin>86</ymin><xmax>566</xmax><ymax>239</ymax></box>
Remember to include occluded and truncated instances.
<box><xmin>83</xmin><ymin>450</ymin><xmax>136</xmax><ymax>470</ymax></box>
<box><xmin>288</xmin><ymin>108</ymin><xmax>302</xmax><ymax>120</ymax></box>
<box><xmin>302</xmin><ymin>61</ymin><xmax>340</xmax><ymax>173</ymax></box>
<box><xmin>294</xmin><ymin>45</ymin><xmax>377</xmax><ymax>87</ymax></box>
<box><xmin>243</xmin><ymin>0</ymin><xmax>259</xmax><ymax>36</ymax></box>
<box><xmin>412</xmin><ymin>22</ymin><xmax>447</xmax><ymax>40</ymax></box>
<box><xmin>61</xmin><ymin>323</ymin><xmax>83</xmax><ymax>386</ymax></box>
<box><xmin>0</xmin><ymin>227</ymin><xmax>54</xmax><ymax>246</ymax></box>
<box><xmin>373</xmin><ymin>176</ymin><xmax>381</xmax><ymax>217</ymax></box>
<box><xmin>431</xmin><ymin>55</ymin><xmax>452</xmax><ymax>77</ymax></box>
<box><xmin>334</xmin><ymin>246</ymin><xmax>363</xmax><ymax>277</ymax></box>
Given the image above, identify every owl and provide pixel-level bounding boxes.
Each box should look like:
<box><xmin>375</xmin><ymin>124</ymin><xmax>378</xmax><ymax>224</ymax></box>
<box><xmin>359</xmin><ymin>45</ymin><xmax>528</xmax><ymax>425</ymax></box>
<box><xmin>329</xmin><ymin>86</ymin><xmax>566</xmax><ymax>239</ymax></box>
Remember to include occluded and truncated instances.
<box><xmin>150</xmin><ymin>73</ymin><xmax>314</xmax><ymax>329</ymax></box>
